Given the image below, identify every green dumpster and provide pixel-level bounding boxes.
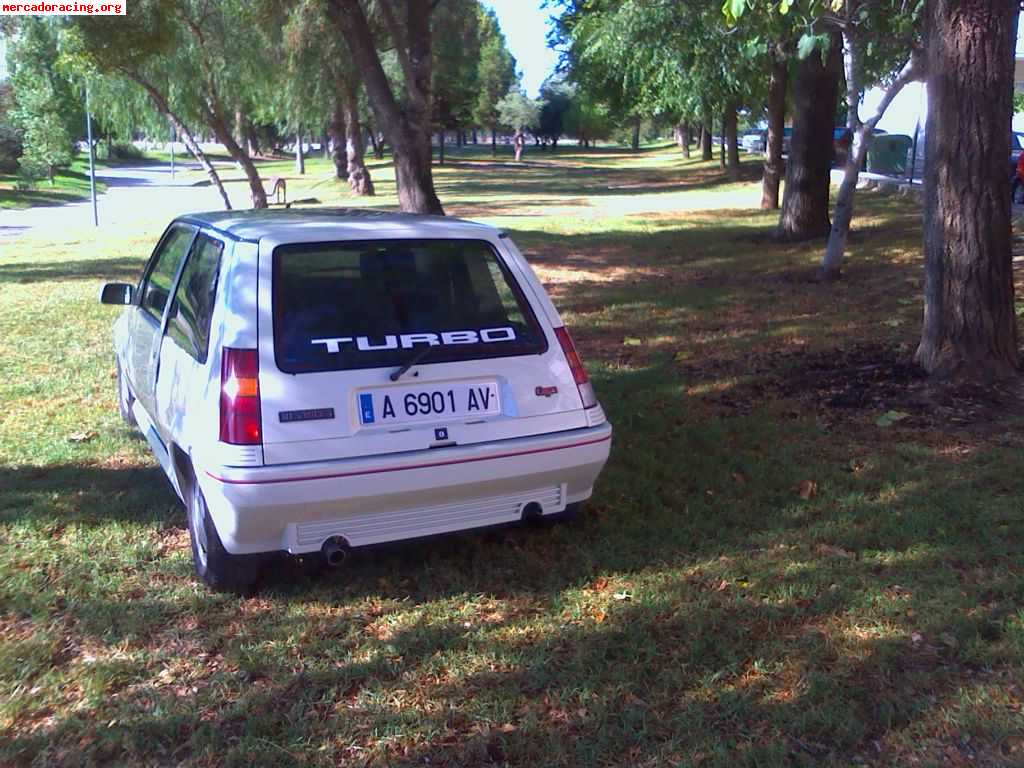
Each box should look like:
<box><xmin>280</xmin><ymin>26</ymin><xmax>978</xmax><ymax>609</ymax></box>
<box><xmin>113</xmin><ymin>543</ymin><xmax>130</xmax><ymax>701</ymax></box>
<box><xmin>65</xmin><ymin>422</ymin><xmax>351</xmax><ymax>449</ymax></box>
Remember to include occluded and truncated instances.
<box><xmin>866</xmin><ymin>134</ymin><xmax>913</xmax><ymax>176</ymax></box>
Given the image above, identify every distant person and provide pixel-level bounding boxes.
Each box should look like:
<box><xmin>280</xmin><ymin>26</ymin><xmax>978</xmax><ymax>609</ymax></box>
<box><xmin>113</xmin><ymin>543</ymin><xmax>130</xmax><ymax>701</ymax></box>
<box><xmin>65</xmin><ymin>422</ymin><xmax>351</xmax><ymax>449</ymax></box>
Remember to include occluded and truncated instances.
<box><xmin>513</xmin><ymin>130</ymin><xmax>526</xmax><ymax>162</ymax></box>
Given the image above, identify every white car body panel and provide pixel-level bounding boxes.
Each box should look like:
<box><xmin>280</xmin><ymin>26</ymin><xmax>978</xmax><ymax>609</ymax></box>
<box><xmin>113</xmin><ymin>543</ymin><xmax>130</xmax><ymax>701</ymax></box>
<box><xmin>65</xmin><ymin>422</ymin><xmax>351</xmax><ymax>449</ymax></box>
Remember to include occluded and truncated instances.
<box><xmin>109</xmin><ymin>210</ymin><xmax>612</xmax><ymax>557</ymax></box>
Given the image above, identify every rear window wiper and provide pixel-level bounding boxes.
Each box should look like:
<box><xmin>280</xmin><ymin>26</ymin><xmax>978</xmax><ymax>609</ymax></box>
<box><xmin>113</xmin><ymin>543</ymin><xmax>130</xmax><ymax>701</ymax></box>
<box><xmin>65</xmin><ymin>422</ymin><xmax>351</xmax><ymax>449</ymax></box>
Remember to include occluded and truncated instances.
<box><xmin>390</xmin><ymin>344</ymin><xmax>437</xmax><ymax>382</ymax></box>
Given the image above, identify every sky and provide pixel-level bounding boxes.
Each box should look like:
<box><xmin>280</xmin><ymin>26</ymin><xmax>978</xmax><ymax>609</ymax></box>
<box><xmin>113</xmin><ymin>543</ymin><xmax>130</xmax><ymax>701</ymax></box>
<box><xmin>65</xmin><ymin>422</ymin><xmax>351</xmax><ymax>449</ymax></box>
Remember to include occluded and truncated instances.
<box><xmin>480</xmin><ymin>0</ymin><xmax>560</xmax><ymax>97</ymax></box>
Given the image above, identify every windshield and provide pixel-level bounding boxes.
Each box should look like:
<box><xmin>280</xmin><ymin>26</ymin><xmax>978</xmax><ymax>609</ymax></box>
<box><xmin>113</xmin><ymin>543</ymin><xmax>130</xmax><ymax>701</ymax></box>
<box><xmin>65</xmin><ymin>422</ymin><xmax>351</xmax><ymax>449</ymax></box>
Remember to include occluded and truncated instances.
<box><xmin>273</xmin><ymin>238</ymin><xmax>547</xmax><ymax>373</ymax></box>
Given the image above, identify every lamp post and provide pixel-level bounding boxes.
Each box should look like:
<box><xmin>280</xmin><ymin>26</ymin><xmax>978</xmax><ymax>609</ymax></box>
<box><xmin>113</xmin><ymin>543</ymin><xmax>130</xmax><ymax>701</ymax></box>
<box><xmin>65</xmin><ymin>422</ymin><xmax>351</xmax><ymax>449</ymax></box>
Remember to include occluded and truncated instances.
<box><xmin>85</xmin><ymin>86</ymin><xmax>98</xmax><ymax>227</ymax></box>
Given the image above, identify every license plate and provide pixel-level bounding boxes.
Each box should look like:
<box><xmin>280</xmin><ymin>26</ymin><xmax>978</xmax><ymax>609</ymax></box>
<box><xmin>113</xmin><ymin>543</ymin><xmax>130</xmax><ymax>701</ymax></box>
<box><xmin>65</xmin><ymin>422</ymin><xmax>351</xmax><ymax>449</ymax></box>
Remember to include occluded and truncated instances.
<box><xmin>357</xmin><ymin>381</ymin><xmax>500</xmax><ymax>425</ymax></box>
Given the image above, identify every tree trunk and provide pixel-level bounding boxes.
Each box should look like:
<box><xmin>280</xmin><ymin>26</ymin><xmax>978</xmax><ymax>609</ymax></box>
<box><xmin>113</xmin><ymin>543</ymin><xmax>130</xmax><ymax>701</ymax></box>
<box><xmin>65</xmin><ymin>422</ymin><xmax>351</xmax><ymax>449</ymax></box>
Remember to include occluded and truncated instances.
<box><xmin>329</xmin><ymin>100</ymin><xmax>346</xmax><ymax>180</ymax></box>
<box><xmin>126</xmin><ymin>71</ymin><xmax>232</xmax><ymax>210</ymax></box>
<box><xmin>761</xmin><ymin>53</ymin><xmax>787</xmax><ymax>210</ymax></box>
<box><xmin>340</xmin><ymin>78</ymin><xmax>374</xmax><ymax>195</ymax></box>
<box><xmin>701</xmin><ymin>113</ymin><xmax>713</xmax><ymax>160</ymax></box>
<box><xmin>368</xmin><ymin>127</ymin><xmax>383</xmax><ymax>159</ymax></box>
<box><xmin>491</xmin><ymin>124</ymin><xmax>497</xmax><ymax>156</ymax></box>
<box><xmin>330</xmin><ymin>0</ymin><xmax>442</xmax><ymax>214</ymax></box>
<box><xmin>682</xmin><ymin>122</ymin><xmax>691</xmax><ymax>159</ymax></box>
<box><xmin>472</xmin><ymin>129</ymin><xmax>477</xmax><ymax>144</ymax></box>
<box><xmin>322</xmin><ymin>131</ymin><xmax>330</xmax><ymax>159</ymax></box>
<box><xmin>724</xmin><ymin>102</ymin><xmax>740</xmax><ymax>180</ymax></box>
<box><xmin>719</xmin><ymin>115</ymin><xmax>726</xmax><ymax>169</ymax></box>
<box><xmin>456</xmin><ymin>129</ymin><xmax>463</xmax><ymax>148</ymax></box>
<box><xmin>777</xmin><ymin>32</ymin><xmax>840</xmax><ymax>240</ymax></box>
<box><xmin>295</xmin><ymin>127</ymin><xmax>305</xmax><ymax>175</ymax></box>
<box><xmin>915</xmin><ymin>0</ymin><xmax>1019</xmax><ymax>381</ymax></box>
<box><xmin>438</xmin><ymin>129</ymin><xmax>445</xmax><ymax>165</ymax></box>
<box><xmin>631</xmin><ymin>116</ymin><xmax>640</xmax><ymax>151</ymax></box>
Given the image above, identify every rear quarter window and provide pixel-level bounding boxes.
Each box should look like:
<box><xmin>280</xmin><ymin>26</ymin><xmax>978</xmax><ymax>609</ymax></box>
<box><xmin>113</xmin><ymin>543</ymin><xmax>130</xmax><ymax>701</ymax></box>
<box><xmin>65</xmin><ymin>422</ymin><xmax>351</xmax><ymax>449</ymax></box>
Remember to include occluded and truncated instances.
<box><xmin>272</xmin><ymin>239</ymin><xmax>547</xmax><ymax>373</ymax></box>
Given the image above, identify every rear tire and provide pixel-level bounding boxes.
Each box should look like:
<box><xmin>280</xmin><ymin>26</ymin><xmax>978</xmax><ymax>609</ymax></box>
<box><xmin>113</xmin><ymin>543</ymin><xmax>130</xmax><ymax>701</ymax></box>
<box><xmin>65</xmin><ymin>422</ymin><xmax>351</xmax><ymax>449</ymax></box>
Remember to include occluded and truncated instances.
<box><xmin>116</xmin><ymin>359</ymin><xmax>136</xmax><ymax>427</ymax></box>
<box><xmin>186</xmin><ymin>477</ymin><xmax>262</xmax><ymax>593</ymax></box>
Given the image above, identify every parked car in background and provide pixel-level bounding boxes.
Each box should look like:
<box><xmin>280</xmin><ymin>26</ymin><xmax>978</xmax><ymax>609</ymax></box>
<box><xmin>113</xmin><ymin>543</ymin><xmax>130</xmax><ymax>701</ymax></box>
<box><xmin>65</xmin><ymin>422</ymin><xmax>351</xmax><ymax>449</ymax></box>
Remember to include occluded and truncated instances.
<box><xmin>741</xmin><ymin>130</ymin><xmax>765</xmax><ymax>153</ymax></box>
<box><xmin>99</xmin><ymin>210</ymin><xmax>613</xmax><ymax>591</ymax></box>
<box><xmin>832</xmin><ymin>126</ymin><xmax>888</xmax><ymax>167</ymax></box>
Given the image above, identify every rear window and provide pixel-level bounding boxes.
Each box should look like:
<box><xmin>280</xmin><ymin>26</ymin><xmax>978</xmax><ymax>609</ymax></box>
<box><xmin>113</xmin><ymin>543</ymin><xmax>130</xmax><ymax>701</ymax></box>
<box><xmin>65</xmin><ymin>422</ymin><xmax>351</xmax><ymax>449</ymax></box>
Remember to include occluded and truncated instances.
<box><xmin>273</xmin><ymin>239</ymin><xmax>548</xmax><ymax>373</ymax></box>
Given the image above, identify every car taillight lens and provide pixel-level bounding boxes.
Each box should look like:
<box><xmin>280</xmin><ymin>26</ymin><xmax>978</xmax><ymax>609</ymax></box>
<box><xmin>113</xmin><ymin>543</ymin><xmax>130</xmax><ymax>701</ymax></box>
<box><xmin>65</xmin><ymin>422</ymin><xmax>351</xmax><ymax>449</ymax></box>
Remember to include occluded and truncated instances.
<box><xmin>554</xmin><ymin>326</ymin><xmax>598</xmax><ymax>409</ymax></box>
<box><xmin>220</xmin><ymin>347</ymin><xmax>262</xmax><ymax>445</ymax></box>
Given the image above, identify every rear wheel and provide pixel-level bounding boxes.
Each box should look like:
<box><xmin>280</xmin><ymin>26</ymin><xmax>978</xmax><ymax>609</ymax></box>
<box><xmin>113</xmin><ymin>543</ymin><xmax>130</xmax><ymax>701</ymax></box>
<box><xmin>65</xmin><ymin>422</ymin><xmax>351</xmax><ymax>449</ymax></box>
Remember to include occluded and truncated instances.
<box><xmin>186</xmin><ymin>478</ymin><xmax>262</xmax><ymax>593</ymax></box>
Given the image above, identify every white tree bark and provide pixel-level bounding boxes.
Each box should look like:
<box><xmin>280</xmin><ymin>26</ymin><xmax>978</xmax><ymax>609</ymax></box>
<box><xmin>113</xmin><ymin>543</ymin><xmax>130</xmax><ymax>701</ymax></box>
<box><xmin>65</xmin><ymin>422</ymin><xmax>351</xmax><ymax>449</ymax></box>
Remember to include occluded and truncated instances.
<box><xmin>821</xmin><ymin>29</ymin><xmax>922</xmax><ymax>280</ymax></box>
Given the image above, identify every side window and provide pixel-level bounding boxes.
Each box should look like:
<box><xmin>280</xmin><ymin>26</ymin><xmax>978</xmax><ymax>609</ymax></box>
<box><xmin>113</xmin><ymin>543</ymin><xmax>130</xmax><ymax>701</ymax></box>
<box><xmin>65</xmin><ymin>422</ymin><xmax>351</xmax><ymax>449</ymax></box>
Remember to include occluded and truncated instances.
<box><xmin>166</xmin><ymin>233</ymin><xmax>225</xmax><ymax>363</ymax></box>
<box><xmin>140</xmin><ymin>225</ymin><xmax>195</xmax><ymax>321</ymax></box>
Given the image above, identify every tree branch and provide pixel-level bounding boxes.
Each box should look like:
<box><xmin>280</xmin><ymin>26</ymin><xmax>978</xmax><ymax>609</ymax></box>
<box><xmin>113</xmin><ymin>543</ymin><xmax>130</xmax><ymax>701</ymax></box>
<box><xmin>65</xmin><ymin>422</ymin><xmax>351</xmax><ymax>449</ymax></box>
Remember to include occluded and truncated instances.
<box><xmin>377</xmin><ymin>0</ymin><xmax>415</xmax><ymax>86</ymax></box>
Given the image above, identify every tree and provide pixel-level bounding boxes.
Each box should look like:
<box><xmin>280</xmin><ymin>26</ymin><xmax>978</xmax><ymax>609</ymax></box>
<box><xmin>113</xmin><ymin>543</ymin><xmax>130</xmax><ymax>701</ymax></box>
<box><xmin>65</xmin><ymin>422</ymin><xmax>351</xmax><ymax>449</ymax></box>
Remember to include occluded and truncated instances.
<box><xmin>432</xmin><ymin>0</ymin><xmax>482</xmax><ymax>162</ymax></box>
<box><xmin>761</xmin><ymin>44</ymin><xmax>788</xmax><ymax>209</ymax></box>
<box><xmin>553</xmin><ymin>0</ymin><xmax>766</xmax><ymax>177</ymax></box>
<box><xmin>496</xmin><ymin>86</ymin><xmax>541</xmax><ymax>161</ymax></box>
<box><xmin>564</xmin><ymin>93</ymin><xmax>613</xmax><ymax>147</ymax></box>
<box><xmin>473</xmin><ymin>9</ymin><xmax>517</xmax><ymax>157</ymax></box>
<box><xmin>776</xmin><ymin>30</ymin><xmax>840</xmax><ymax>240</ymax></box>
<box><xmin>8</xmin><ymin>18</ymin><xmax>77</xmax><ymax>184</ymax></box>
<box><xmin>537</xmin><ymin>76</ymin><xmax>573</xmax><ymax>149</ymax></box>
<box><xmin>820</xmin><ymin>0</ymin><xmax>923</xmax><ymax>279</ymax></box>
<box><xmin>67</xmin><ymin>2</ymin><xmax>246</xmax><ymax>209</ymax></box>
<box><xmin>279</xmin><ymin>0</ymin><xmax>373</xmax><ymax>195</ymax></box>
<box><xmin>915</xmin><ymin>0</ymin><xmax>1019</xmax><ymax>381</ymax></box>
<box><xmin>327</xmin><ymin>0</ymin><xmax>444</xmax><ymax>214</ymax></box>
<box><xmin>169</xmin><ymin>0</ymin><xmax>270</xmax><ymax>207</ymax></box>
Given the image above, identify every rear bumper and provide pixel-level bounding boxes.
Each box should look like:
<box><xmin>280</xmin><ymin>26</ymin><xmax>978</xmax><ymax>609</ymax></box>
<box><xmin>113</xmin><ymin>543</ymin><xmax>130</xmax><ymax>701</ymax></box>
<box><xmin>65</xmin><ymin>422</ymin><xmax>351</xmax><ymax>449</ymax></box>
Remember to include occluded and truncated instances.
<box><xmin>198</xmin><ymin>423</ymin><xmax>612</xmax><ymax>554</ymax></box>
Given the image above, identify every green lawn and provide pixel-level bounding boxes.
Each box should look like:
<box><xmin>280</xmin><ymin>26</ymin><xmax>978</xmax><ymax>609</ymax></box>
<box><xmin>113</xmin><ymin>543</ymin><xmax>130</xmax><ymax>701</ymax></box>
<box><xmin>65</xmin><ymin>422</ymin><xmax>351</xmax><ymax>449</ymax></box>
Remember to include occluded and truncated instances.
<box><xmin>0</xmin><ymin>158</ymin><xmax>112</xmax><ymax>210</ymax></box>
<box><xmin>2</xmin><ymin>146</ymin><xmax>1024</xmax><ymax>767</ymax></box>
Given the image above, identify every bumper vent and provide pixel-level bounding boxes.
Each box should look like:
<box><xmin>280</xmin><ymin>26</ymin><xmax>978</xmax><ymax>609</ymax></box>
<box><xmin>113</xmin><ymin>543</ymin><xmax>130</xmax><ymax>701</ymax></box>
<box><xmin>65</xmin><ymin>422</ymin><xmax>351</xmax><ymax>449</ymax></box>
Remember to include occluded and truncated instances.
<box><xmin>292</xmin><ymin>485</ymin><xmax>564</xmax><ymax>550</ymax></box>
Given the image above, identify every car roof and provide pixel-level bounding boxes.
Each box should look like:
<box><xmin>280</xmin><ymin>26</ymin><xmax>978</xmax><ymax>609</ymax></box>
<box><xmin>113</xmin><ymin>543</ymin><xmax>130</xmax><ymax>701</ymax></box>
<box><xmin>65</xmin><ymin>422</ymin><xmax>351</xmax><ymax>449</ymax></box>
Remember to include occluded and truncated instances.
<box><xmin>177</xmin><ymin>208</ymin><xmax>498</xmax><ymax>243</ymax></box>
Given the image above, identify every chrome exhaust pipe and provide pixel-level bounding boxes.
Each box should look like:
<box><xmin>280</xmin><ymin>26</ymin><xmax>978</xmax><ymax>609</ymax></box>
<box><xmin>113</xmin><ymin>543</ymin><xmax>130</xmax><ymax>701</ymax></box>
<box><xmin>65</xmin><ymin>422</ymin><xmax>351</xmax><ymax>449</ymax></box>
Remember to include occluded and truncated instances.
<box><xmin>321</xmin><ymin>536</ymin><xmax>349</xmax><ymax>567</ymax></box>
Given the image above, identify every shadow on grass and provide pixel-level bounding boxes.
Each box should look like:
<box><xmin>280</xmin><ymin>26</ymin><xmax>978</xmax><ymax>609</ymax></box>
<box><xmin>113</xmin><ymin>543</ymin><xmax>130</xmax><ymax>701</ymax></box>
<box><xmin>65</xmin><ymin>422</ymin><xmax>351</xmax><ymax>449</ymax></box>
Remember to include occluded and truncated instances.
<box><xmin>4</xmin><ymin>360</ymin><xmax>1022</xmax><ymax>766</ymax></box>
<box><xmin>0</xmin><ymin>256</ymin><xmax>144</xmax><ymax>284</ymax></box>
<box><xmin>434</xmin><ymin>160</ymin><xmax>762</xmax><ymax>201</ymax></box>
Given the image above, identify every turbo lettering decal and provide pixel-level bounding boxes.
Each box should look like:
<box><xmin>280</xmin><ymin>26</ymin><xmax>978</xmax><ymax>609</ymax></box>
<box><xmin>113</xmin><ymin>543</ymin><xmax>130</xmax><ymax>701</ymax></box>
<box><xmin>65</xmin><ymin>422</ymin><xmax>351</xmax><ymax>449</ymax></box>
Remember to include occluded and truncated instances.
<box><xmin>311</xmin><ymin>327</ymin><xmax>517</xmax><ymax>353</ymax></box>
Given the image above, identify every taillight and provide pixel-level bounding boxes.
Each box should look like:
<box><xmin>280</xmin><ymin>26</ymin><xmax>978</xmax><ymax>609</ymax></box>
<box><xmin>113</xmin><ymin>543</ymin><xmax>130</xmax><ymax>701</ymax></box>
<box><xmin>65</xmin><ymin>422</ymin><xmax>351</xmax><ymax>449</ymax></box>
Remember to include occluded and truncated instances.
<box><xmin>554</xmin><ymin>326</ymin><xmax>598</xmax><ymax>409</ymax></box>
<box><xmin>220</xmin><ymin>348</ymin><xmax>262</xmax><ymax>445</ymax></box>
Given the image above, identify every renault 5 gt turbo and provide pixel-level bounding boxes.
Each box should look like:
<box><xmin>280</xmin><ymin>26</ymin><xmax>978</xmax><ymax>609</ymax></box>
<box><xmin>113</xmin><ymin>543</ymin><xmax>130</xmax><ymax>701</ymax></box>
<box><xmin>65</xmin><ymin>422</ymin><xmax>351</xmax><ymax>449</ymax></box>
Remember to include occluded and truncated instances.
<box><xmin>100</xmin><ymin>209</ymin><xmax>612</xmax><ymax>591</ymax></box>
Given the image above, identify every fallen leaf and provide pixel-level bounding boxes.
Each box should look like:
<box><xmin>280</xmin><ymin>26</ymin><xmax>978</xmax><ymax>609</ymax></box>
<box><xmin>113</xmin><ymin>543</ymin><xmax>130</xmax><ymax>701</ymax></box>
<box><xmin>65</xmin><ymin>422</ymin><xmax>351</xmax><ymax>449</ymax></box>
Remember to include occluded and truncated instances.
<box><xmin>875</xmin><ymin>410</ymin><xmax>909</xmax><ymax>428</ymax></box>
<box><xmin>613</xmin><ymin>591</ymin><xmax>632</xmax><ymax>601</ymax></box>
<box><xmin>593</xmin><ymin>610</ymin><xmax>606</xmax><ymax>624</ymax></box>
<box><xmin>498</xmin><ymin>723</ymin><xmax>517</xmax><ymax>733</ymax></box>
<box><xmin>817</xmin><ymin>544</ymin><xmax>853</xmax><ymax>559</ymax></box>
<box><xmin>797</xmin><ymin>480</ymin><xmax>818</xmax><ymax>499</ymax></box>
<box><xmin>623</xmin><ymin>337</ymin><xmax>643</xmax><ymax>346</ymax></box>
<box><xmin>68</xmin><ymin>431</ymin><xmax>97</xmax><ymax>444</ymax></box>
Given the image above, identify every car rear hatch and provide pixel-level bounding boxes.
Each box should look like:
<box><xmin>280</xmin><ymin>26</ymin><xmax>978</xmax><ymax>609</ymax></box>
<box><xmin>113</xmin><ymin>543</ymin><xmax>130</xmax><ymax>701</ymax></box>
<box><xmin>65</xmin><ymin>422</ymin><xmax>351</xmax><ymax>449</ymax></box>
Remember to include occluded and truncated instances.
<box><xmin>256</xmin><ymin>233</ymin><xmax>591</xmax><ymax>465</ymax></box>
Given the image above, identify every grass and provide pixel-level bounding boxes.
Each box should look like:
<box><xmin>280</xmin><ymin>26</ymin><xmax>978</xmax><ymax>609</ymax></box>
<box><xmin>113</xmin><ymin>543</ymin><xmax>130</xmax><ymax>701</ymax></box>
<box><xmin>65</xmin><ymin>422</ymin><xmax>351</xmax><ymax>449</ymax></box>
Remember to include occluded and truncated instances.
<box><xmin>2</xmin><ymin>144</ymin><xmax>1024</xmax><ymax>766</ymax></box>
<box><xmin>0</xmin><ymin>158</ymin><xmax>113</xmax><ymax>211</ymax></box>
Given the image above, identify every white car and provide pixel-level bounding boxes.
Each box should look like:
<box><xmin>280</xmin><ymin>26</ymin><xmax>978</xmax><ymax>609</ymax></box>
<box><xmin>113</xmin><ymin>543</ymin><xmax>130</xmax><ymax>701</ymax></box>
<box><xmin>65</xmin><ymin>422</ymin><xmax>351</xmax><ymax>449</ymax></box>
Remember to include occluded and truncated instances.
<box><xmin>100</xmin><ymin>210</ymin><xmax>612</xmax><ymax>591</ymax></box>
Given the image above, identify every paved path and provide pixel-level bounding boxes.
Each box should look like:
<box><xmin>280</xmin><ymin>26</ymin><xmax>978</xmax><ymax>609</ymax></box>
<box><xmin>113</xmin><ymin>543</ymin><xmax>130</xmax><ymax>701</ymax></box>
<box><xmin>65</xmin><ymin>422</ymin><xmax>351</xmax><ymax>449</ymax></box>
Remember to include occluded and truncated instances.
<box><xmin>0</xmin><ymin>162</ymin><xmax>247</xmax><ymax>242</ymax></box>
